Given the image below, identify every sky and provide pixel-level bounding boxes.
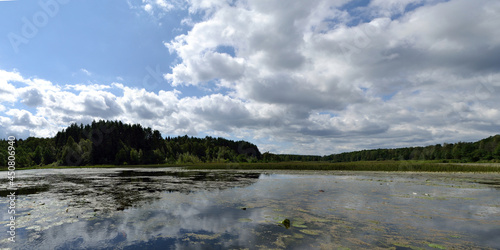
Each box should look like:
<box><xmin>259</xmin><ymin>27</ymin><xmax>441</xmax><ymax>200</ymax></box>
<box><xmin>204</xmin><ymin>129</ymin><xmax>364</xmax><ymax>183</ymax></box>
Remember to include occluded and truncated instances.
<box><xmin>0</xmin><ymin>0</ymin><xmax>499</xmax><ymax>155</ymax></box>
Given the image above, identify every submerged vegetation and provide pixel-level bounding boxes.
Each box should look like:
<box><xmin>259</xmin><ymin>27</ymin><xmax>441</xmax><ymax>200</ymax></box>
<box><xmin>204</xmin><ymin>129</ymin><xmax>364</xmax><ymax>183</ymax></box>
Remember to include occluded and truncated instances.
<box><xmin>5</xmin><ymin>169</ymin><xmax>499</xmax><ymax>249</ymax></box>
<box><xmin>1</xmin><ymin>119</ymin><xmax>500</xmax><ymax>171</ymax></box>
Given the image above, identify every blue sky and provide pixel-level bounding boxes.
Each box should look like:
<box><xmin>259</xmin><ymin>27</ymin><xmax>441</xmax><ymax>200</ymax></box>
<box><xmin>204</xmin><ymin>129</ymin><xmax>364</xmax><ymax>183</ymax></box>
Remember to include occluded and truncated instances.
<box><xmin>1</xmin><ymin>0</ymin><xmax>499</xmax><ymax>155</ymax></box>
<box><xmin>1</xmin><ymin>1</ymin><xmax>184</xmax><ymax>91</ymax></box>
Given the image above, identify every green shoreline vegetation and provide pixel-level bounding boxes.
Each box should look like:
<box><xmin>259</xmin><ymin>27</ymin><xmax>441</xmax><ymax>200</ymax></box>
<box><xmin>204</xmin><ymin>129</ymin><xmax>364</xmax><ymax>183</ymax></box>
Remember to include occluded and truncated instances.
<box><xmin>183</xmin><ymin>161</ymin><xmax>500</xmax><ymax>172</ymax></box>
<box><xmin>1</xmin><ymin>120</ymin><xmax>500</xmax><ymax>172</ymax></box>
<box><xmin>4</xmin><ymin>161</ymin><xmax>500</xmax><ymax>173</ymax></box>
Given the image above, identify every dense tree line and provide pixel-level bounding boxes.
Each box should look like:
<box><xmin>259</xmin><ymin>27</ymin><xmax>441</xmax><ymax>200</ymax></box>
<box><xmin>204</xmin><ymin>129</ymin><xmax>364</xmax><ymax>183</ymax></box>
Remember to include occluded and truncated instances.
<box><xmin>257</xmin><ymin>135</ymin><xmax>500</xmax><ymax>163</ymax></box>
<box><xmin>322</xmin><ymin>135</ymin><xmax>500</xmax><ymax>163</ymax></box>
<box><xmin>1</xmin><ymin>119</ymin><xmax>499</xmax><ymax>168</ymax></box>
<box><xmin>0</xmin><ymin>120</ymin><xmax>261</xmax><ymax>168</ymax></box>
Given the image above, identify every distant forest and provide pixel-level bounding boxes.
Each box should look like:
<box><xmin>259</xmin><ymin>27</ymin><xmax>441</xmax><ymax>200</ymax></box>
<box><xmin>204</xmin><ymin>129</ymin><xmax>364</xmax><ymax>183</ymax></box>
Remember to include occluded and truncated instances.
<box><xmin>1</xmin><ymin>120</ymin><xmax>500</xmax><ymax>168</ymax></box>
<box><xmin>264</xmin><ymin>135</ymin><xmax>500</xmax><ymax>163</ymax></box>
<box><xmin>0</xmin><ymin>120</ymin><xmax>261</xmax><ymax>168</ymax></box>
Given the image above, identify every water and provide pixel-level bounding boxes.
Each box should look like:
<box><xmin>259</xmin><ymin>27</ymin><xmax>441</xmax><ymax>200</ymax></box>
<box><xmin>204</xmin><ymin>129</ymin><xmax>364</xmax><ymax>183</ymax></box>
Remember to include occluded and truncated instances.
<box><xmin>1</xmin><ymin>168</ymin><xmax>499</xmax><ymax>249</ymax></box>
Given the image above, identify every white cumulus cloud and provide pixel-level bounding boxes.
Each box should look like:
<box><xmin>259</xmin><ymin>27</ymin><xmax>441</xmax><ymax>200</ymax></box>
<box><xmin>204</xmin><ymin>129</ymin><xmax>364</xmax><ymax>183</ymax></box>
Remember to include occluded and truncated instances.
<box><xmin>1</xmin><ymin>0</ymin><xmax>500</xmax><ymax>155</ymax></box>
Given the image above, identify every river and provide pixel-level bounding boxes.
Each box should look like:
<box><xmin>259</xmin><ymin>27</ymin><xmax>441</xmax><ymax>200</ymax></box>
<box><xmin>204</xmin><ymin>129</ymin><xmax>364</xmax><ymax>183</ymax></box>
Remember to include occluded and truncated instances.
<box><xmin>1</xmin><ymin>168</ymin><xmax>499</xmax><ymax>249</ymax></box>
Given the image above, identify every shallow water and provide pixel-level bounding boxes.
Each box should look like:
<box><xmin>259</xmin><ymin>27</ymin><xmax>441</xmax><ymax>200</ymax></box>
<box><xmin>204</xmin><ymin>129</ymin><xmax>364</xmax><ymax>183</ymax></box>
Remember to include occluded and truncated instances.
<box><xmin>1</xmin><ymin>168</ymin><xmax>500</xmax><ymax>249</ymax></box>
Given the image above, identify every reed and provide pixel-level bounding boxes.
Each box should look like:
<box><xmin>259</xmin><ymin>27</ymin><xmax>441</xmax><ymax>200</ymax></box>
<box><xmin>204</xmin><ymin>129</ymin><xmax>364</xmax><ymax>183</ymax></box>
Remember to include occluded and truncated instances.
<box><xmin>3</xmin><ymin>161</ymin><xmax>499</xmax><ymax>172</ymax></box>
<box><xmin>184</xmin><ymin>161</ymin><xmax>500</xmax><ymax>172</ymax></box>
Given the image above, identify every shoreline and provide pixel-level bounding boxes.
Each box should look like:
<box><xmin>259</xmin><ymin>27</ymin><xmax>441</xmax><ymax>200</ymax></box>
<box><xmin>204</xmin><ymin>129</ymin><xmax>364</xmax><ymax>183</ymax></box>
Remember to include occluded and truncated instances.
<box><xmin>2</xmin><ymin>161</ymin><xmax>500</xmax><ymax>172</ymax></box>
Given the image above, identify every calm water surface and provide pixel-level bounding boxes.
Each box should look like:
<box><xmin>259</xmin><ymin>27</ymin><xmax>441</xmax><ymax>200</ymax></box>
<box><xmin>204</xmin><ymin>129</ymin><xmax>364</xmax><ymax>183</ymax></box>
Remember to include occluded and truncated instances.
<box><xmin>1</xmin><ymin>168</ymin><xmax>499</xmax><ymax>249</ymax></box>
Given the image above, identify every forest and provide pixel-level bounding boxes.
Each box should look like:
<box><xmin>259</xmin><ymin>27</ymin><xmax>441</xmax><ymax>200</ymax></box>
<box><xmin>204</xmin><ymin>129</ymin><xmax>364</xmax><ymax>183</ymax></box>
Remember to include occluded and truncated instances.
<box><xmin>323</xmin><ymin>136</ymin><xmax>500</xmax><ymax>163</ymax></box>
<box><xmin>267</xmin><ymin>134</ymin><xmax>500</xmax><ymax>163</ymax></box>
<box><xmin>0</xmin><ymin>120</ymin><xmax>261</xmax><ymax>168</ymax></box>
<box><xmin>0</xmin><ymin>120</ymin><xmax>499</xmax><ymax>168</ymax></box>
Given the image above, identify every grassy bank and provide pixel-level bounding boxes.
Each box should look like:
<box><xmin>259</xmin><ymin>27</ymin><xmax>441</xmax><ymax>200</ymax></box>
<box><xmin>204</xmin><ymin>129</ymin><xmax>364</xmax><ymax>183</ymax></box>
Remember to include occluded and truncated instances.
<box><xmin>183</xmin><ymin>161</ymin><xmax>500</xmax><ymax>172</ymax></box>
<box><xmin>3</xmin><ymin>161</ymin><xmax>500</xmax><ymax>172</ymax></box>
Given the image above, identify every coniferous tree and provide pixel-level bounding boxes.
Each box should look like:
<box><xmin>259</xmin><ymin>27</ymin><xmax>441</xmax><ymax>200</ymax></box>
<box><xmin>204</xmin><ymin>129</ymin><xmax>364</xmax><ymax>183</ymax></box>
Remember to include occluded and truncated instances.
<box><xmin>42</xmin><ymin>146</ymin><xmax>56</xmax><ymax>165</ymax></box>
<box><xmin>2</xmin><ymin>120</ymin><xmax>499</xmax><ymax>169</ymax></box>
<box><xmin>32</xmin><ymin>145</ymin><xmax>43</xmax><ymax>165</ymax></box>
<box><xmin>62</xmin><ymin>136</ymin><xmax>82</xmax><ymax>166</ymax></box>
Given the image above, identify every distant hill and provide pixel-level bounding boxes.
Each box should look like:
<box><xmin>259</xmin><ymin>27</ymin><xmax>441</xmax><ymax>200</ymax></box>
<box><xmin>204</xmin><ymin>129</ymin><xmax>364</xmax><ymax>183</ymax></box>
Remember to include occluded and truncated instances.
<box><xmin>0</xmin><ymin>120</ymin><xmax>261</xmax><ymax>167</ymax></box>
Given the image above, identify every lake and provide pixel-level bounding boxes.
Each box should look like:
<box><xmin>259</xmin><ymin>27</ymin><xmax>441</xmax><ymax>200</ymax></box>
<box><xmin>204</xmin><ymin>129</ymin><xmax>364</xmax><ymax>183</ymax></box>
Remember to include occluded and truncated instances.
<box><xmin>1</xmin><ymin>168</ymin><xmax>499</xmax><ymax>249</ymax></box>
